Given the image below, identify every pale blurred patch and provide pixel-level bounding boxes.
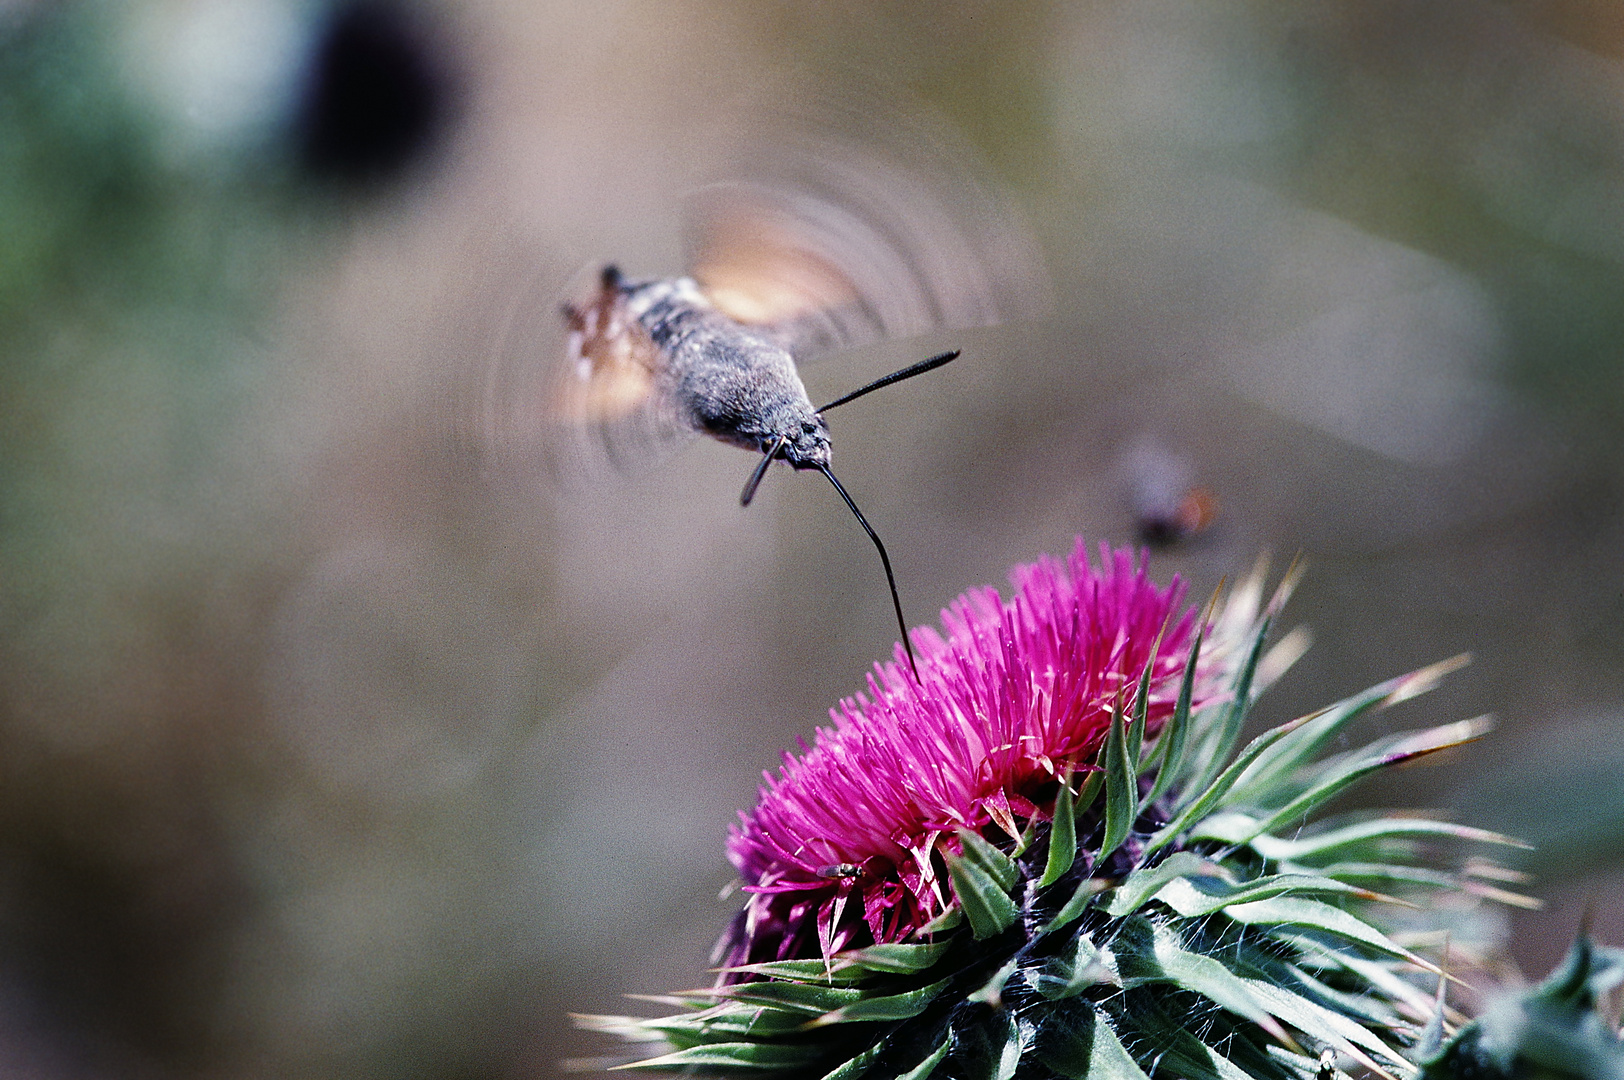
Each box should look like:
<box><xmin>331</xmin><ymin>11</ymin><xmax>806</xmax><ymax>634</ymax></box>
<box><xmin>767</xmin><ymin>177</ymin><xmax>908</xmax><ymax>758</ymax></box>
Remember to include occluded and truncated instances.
<box><xmin>1215</xmin><ymin>190</ymin><xmax>1509</xmax><ymax>466</ymax></box>
<box><xmin>119</xmin><ymin>0</ymin><xmax>314</xmax><ymax>153</ymax></box>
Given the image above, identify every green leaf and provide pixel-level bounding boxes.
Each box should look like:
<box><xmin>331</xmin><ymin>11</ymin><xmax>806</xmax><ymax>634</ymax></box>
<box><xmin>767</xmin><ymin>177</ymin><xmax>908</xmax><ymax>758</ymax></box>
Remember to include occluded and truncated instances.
<box><xmin>896</xmin><ymin>1034</ymin><xmax>952</xmax><ymax>1080</ymax></box>
<box><xmin>837</xmin><ymin>940</ymin><xmax>952</xmax><ymax>974</ymax></box>
<box><xmin>1182</xmin><ymin>611</ymin><xmax>1273</xmax><ymax>802</ymax></box>
<box><xmin>1172</xmin><ymin>701</ymin><xmax>1229</xmax><ymax>792</ymax></box>
<box><xmin>1144</xmin><ymin>617</ymin><xmax>1206</xmax><ymax>806</ymax></box>
<box><xmin>994</xmin><ymin>1015</ymin><xmax>1024</xmax><ymax>1080</ymax></box>
<box><xmin>1142</xmin><ymin>711</ymin><xmax>1314</xmax><ymax>859</ymax></box>
<box><xmin>1223</xmin><ymin>897</ymin><xmax>1433</xmax><ymax>969</ymax></box>
<box><xmin>1288</xmin><ymin>935</ymin><xmax>1439</xmax><ymax>1018</ymax></box>
<box><xmin>1256</xmin><ymin>625</ymin><xmax>1312</xmax><ymax>693</ymax></box>
<box><xmin>619</xmin><ymin>1040</ymin><xmax>821</xmax><ymax>1070</ymax></box>
<box><xmin>633</xmin><ymin>1002</ymin><xmax>813</xmax><ymax>1044</ymax></box>
<box><xmin>572</xmin><ymin>1012</ymin><xmax>679</xmax><ymax>1043</ymax></box>
<box><xmin>945</xmin><ymin>849</ymin><xmax>1019</xmax><ymax>939</ymax></box>
<box><xmin>1242</xmin><ymin>718</ymin><xmax>1493</xmax><ymax>841</ymax></box>
<box><xmin>1222</xmin><ymin>656</ymin><xmax>1469</xmax><ymax>808</ymax></box>
<box><xmin>1285</xmin><ymin>963</ymin><xmax>1406</xmax><ymax>1030</ymax></box>
<box><xmin>1033</xmin><ymin>930</ymin><xmax>1118</xmax><ymax>999</ymax></box>
<box><xmin>1231</xmin><ymin>816</ymin><xmax>1530</xmax><ymax>863</ymax></box>
<box><xmin>1105</xmin><ymin>914</ymin><xmax>1159</xmax><ymax>981</ymax></box>
<box><xmin>806</xmin><ymin>978</ymin><xmax>950</xmax><ymax>1026</ymax></box>
<box><xmin>817</xmin><ymin>1038</ymin><xmax>886</xmax><ymax>1080</ymax></box>
<box><xmin>1216</xmin><ymin>1031</ymin><xmax>1312</xmax><ymax>1080</ymax></box>
<box><xmin>1129</xmin><ymin>643</ymin><xmax>1156</xmax><ymax>768</ymax></box>
<box><xmin>968</xmin><ymin>959</ymin><xmax>1020</xmax><ymax>1009</ymax></box>
<box><xmin>959</xmin><ymin>1013</ymin><xmax>1023</xmax><ymax>1080</ymax></box>
<box><xmin>1074</xmin><ymin>768</ymin><xmax>1105</xmax><ymax>816</ymax></box>
<box><xmin>1038</xmin><ymin>772</ymin><xmax>1078</xmax><ymax>888</ymax></box>
<box><xmin>1150</xmin><ymin>872</ymin><xmax>1387</xmax><ymax>919</ymax></box>
<box><xmin>957</xmin><ymin>829</ymin><xmax>1019</xmax><ymax>892</ymax></box>
<box><xmin>1100</xmin><ymin>700</ymin><xmax>1137</xmax><ymax>859</ymax></box>
<box><xmin>719</xmin><ymin>958</ymin><xmax>869</xmax><ymax>985</ymax></box>
<box><xmin>1135</xmin><ymin>925</ymin><xmax>1300</xmax><ymax>1051</ymax></box>
<box><xmin>1013</xmin><ymin>810</ymin><xmax>1041</xmax><ymax>858</ymax></box>
<box><xmin>1038</xmin><ymin>876</ymin><xmax>1110</xmax><ymax>937</ymax></box>
<box><xmin>915</xmin><ymin>906</ymin><xmax>964</xmax><ymax>936</ymax></box>
<box><xmin>1036</xmin><ymin>1006</ymin><xmax>1152</xmax><ymax>1080</ymax></box>
<box><xmin>1114</xmin><ymin>996</ymin><xmax>1257</xmax><ymax>1080</ymax></box>
<box><xmin>715</xmin><ymin>980</ymin><xmax>867</xmax><ymax>1015</ymax></box>
<box><xmin>1263</xmin><ymin>1044</ymin><xmax>1326</xmax><ymax>1080</ymax></box>
<box><xmin>1239</xmin><ymin>978</ymin><xmax>1413</xmax><ymax>1078</ymax></box>
<box><xmin>1183</xmin><ymin>811</ymin><xmax>1261</xmax><ymax>845</ymax></box>
<box><xmin>1145</xmin><ymin>1031</ymin><xmax>1256</xmax><ymax>1080</ymax></box>
<box><xmin>1102</xmin><ymin>851</ymin><xmax>1226</xmax><ymax>918</ymax></box>
<box><xmin>1315</xmin><ymin>862</ymin><xmax>1458</xmax><ymax>889</ymax></box>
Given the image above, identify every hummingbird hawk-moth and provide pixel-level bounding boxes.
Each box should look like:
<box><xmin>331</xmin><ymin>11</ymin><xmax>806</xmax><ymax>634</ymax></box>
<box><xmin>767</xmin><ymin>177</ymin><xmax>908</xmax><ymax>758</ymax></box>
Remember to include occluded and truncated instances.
<box><xmin>553</xmin><ymin>142</ymin><xmax>1045</xmax><ymax>674</ymax></box>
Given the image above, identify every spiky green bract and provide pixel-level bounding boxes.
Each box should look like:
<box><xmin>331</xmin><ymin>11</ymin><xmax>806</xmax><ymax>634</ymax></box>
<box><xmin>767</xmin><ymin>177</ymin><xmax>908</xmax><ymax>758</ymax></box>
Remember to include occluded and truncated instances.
<box><xmin>580</xmin><ymin>563</ymin><xmax>1527</xmax><ymax>1080</ymax></box>
<box><xmin>1418</xmin><ymin>935</ymin><xmax>1624</xmax><ymax>1080</ymax></box>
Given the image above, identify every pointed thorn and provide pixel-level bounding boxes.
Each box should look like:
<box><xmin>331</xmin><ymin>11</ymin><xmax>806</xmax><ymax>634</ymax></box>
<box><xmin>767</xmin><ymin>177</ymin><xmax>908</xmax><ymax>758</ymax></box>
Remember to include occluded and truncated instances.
<box><xmin>1266</xmin><ymin>550</ymin><xmax>1306</xmax><ymax>616</ymax></box>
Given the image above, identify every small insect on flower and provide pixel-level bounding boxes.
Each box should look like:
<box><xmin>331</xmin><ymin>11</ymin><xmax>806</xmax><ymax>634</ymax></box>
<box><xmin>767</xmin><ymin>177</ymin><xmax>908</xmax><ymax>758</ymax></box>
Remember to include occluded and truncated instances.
<box><xmin>555</xmin><ymin>142</ymin><xmax>1047</xmax><ymax>674</ymax></box>
<box><xmin>815</xmin><ymin>863</ymin><xmax>865</xmax><ymax>880</ymax></box>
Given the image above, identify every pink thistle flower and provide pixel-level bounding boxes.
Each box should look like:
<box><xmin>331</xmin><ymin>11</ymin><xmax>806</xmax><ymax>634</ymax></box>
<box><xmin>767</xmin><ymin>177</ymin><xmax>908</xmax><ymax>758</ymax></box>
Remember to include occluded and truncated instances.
<box><xmin>722</xmin><ymin>541</ymin><xmax>1225</xmax><ymax>970</ymax></box>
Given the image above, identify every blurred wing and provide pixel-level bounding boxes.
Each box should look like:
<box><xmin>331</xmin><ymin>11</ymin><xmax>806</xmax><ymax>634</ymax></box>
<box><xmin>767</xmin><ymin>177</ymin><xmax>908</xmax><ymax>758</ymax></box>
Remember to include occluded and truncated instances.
<box><xmin>552</xmin><ymin>268</ymin><xmax>692</xmax><ymax>474</ymax></box>
<box><xmin>557</xmin><ymin>269</ymin><xmax>663</xmax><ymax>423</ymax></box>
<box><xmin>689</xmin><ymin>196</ymin><xmax>864</xmax><ymax>333</ymax></box>
<box><xmin>686</xmin><ymin>134</ymin><xmax>1049</xmax><ymax>362</ymax></box>
<box><xmin>473</xmin><ymin>256</ymin><xmax>693</xmax><ymax>486</ymax></box>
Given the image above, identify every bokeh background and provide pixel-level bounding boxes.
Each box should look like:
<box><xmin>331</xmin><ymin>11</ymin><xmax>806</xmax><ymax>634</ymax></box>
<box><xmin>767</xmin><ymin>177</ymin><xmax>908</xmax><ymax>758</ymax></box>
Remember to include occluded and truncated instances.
<box><xmin>3</xmin><ymin>1</ymin><xmax>1623</xmax><ymax>1076</ymax></box>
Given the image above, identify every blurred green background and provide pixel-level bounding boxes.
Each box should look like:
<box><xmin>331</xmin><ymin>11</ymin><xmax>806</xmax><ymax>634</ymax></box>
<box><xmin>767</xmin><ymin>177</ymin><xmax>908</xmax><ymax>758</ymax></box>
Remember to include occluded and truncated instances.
<box><xmin>2</xmin><ymin>1</ymin><xmax>1623</xmax><ymax>1076</ymax></box>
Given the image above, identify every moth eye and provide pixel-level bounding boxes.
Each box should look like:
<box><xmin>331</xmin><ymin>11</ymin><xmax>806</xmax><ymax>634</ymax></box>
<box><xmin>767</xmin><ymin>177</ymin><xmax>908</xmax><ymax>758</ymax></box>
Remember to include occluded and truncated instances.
<box><xmin>802</xmin><ymin>420</ymin><xmax>820</xmax><ymax>434</ymax></box>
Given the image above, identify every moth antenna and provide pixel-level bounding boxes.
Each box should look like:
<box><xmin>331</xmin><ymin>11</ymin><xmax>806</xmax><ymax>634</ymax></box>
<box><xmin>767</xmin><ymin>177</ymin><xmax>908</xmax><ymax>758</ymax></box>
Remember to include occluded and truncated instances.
<box><xmin>741</xmin><ymin>436</ymin><xmax>788</xmax><ymax>507</ymax></box>
<box><xmin>816</xmin><ymin>350</ymin><xmax>960</xmax><ymax>414</ymax></box>
<box><xmin>814</xmin><ymin>463</ymin><xmax>919</xmax><ymax>681</ymax></box>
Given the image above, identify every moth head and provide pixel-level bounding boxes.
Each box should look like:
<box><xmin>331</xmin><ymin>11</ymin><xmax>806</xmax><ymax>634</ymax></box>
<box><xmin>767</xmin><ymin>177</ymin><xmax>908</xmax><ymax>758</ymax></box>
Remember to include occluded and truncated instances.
<box><xmin>781</xmin><ymin>414</ymin><xmax>832</xmax><ymax>470</ymax></box>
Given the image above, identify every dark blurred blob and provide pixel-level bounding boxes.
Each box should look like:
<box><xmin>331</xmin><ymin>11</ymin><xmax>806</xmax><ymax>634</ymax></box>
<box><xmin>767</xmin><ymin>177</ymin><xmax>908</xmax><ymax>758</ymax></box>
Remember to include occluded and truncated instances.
<box><xmin>297</xmin><ymin>0</ymin><xmax>461</xmax><ymax>187</ymax></box>
<box><xmin>1136</xmin><ymin>487</ymin><xmax>1218</xmax><ymax>548</ymax></box>
<box><xmin>1120</xmin><ymin>439</ymin><xmax>1219</xmax><ymax>549</ymax></box>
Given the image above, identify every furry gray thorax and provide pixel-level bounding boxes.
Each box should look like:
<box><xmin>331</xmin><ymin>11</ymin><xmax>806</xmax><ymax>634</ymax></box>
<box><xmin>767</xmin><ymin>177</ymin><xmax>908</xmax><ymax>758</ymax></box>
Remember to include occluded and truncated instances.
<box><xmin>626</xmin><ymin>277</ymin><xmax>831</xmax><ymax>467</ymax></box>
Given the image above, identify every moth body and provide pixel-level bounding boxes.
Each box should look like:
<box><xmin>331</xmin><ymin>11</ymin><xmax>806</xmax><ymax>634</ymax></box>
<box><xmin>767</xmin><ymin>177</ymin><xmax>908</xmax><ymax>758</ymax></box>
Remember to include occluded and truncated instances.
<box><xmin>559</xmin><ymin>253</ymin><xmax>966</xmax><ymax>679</ymax></box>
<box><xmin>564</xmin><ymin>265</ymin><xmax>831</xmax><ymax>470</ymax></box>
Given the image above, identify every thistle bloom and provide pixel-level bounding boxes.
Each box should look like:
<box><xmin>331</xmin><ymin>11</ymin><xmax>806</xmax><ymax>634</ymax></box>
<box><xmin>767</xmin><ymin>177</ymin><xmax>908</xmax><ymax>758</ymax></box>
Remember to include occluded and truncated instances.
<box><xmin>725</xmin><ymin>542</ymin><xmax>1218</xmax><ymax>965</ymax></box>
<box><xmin>581</xmin><ymin>541</ymin><xmax>1528</xmax><ymax>1080</ymax></box>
